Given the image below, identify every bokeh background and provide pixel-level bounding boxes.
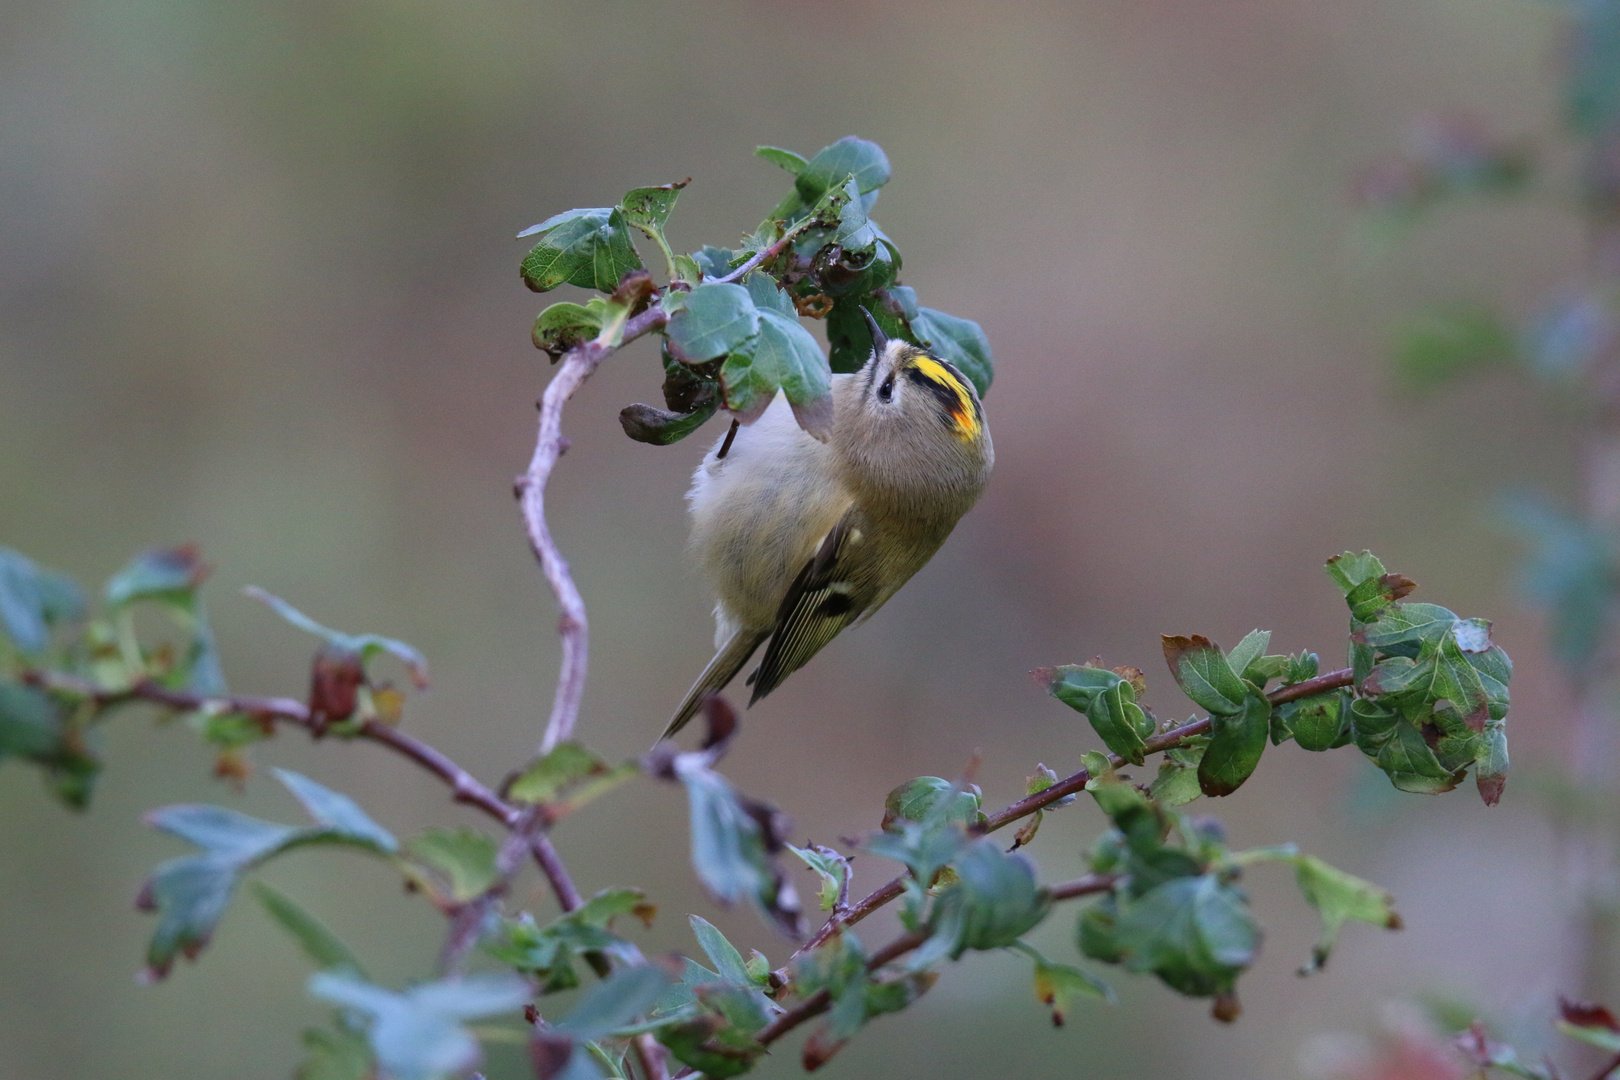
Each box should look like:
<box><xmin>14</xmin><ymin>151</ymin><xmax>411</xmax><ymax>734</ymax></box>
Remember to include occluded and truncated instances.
<box><xmin>0</xmin><ymin>1</ymin><xmax>1591</xmax><ymax>1077</ymax></box>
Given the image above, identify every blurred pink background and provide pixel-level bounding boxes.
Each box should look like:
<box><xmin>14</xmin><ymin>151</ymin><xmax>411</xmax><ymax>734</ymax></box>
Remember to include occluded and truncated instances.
<box><xmin>0</xmin><ymin>2</ymin><xmax>1587</xmax><ymax>1077</ymax></box>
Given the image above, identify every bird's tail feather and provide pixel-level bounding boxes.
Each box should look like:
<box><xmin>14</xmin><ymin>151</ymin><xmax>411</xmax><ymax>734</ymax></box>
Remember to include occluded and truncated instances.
<box><xmin>659</xmin><ymin>629</ymin><xmax>767</xmax><ymax>742</ymax></box>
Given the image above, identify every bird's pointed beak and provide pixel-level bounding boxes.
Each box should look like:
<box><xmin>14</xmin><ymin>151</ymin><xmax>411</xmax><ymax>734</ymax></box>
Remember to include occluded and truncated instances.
<box><xmin>860</xmin><ymin>307</ymin><xmax>889</xmax><ymax>358</ymax></box>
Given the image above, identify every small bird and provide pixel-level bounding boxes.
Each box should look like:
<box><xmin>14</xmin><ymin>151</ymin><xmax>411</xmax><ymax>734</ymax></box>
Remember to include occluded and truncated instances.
<box><xmin>661</xmin><ymin>312</ymin><xmax>993</xmax><ymax>739</ymax></box>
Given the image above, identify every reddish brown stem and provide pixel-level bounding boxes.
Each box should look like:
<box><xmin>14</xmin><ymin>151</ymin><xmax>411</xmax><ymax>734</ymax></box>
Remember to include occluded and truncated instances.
<box><xmin>783</xmin><ymin>669</ymin><xmax>1355</xmax><ymax>970</ymax></box>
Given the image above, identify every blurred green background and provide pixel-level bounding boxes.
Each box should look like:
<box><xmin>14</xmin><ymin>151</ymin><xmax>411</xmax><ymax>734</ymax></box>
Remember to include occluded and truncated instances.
<box><xmin>0</xmin><ymin>1</ymin><xmax>1586</xmax><ymax>1077</ymax></box>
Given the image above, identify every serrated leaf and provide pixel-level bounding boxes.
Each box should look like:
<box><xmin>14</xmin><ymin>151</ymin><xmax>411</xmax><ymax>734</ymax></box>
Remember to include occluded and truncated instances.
<box><xmin>1162</xmin><ymin>636</ymin><xmax>1247</xmax><ymax>716</ymax></box>
<box><xmin>253</xmin><ymin>882</ymin><xmax>365</xmax><ymax>975</ymax></box>
<box><xmin>521</xmin><ymin>207</ymin><xmax>643</xmax><ymax>293</ymax></box>
<box><xmin>689</xmin><ymin>915</ymin><xmax>753</xmax><ymax>987</ymax></box>
<box><xmin>755</xmin><ymin>146</ymin><xmax>807</xmax><ymax>175</ymax></box>
<box><xmin>796</xmin><ymin>137</ymin><xmax>891</xmax><ymax>200</ymax></box>
<box><xmin>692</xmin><ymin>246</ymin><xmax>737</xmax><ymax>280</ymax></box>
<box><xmin>909</xmin><ymin>307</ymin><xmax>993</xmax><ymax>397</ymax></box>
<box><xmin>742</xmin><ymin>271</ymin><xmax>794</xmax><ymax>316</ymax></box>
<box><xmin>1225</xmin><ymin>630</ymin><xmax>1271</xmax><ymax>681</ymax></box>
<box><xmin>138</xmin><ymin>772</ymin><xmax>397</xmax><ymax>979</ymax></box>
<box><xmin>406</xmin><ymin>828</ymin><xmax>499</xmax><ymax>903</ymax></box>
<box><xmin>310</xmin><ymin>971</ymin><xmax>530</xmax><ymax>1080</ymax></box>
<box><xmin>664</xmin><ymin>283</ymin><xmax>760</xmax><ymax>364</ymax></box>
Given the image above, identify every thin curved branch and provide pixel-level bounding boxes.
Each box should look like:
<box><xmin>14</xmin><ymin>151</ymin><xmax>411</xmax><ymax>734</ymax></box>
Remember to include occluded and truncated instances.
<box><xmin>516</xmin><ymin>305</ymin><xmax>669</xmax><ymax>754</ymax></box>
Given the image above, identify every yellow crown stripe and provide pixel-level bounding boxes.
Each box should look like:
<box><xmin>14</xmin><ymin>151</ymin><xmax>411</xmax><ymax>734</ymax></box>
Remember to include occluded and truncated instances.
<box><xmin>907</xmin><ymin>355</ymin><xmax>981</xmax><ymax>439</ymax></box>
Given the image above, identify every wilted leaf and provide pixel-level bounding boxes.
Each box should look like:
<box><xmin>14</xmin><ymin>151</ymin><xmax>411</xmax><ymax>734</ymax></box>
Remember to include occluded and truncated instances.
<box><xmin>1043</xmin><ymin>664</ymin><xmax>1153</xmax><ymax>765</ymax></box>
<box><xmin>788</xmin><ymin>843</ymin><xmax>851</xmax><ymax>912</ymax></box>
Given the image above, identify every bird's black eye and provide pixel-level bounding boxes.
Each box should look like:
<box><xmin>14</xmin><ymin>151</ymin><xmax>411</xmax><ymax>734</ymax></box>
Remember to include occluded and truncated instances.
<box><xmin>877</xmin><ymin>374</ymin><xmax>895</xmax><ymax>401</ymax></box>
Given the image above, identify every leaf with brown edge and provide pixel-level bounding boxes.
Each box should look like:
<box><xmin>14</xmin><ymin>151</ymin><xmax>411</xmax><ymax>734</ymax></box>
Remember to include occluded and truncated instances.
<box><xmin>309</xmin><ymin>643</ymin><xmax>364</xmax><ymax>730</ymax></box>
<box><xmin>1162</xmin><ymin>635</ymin><xmax>1247</xmax><ymax>716</ymax></box>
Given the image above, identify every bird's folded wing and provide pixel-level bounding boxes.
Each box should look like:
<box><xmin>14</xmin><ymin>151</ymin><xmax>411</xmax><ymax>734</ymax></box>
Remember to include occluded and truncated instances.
<box><xmin>749</xmin><ymin>510</ymin><xmax>871</xmax><ymax>704</ymax></box>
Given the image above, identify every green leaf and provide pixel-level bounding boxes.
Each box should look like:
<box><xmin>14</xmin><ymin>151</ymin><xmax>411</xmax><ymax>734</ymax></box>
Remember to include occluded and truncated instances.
<box><xmin>743</xmin><ymin>271</ymin><xmax>794</xmax><ymax>316</ymax></box>
<box><xmin>881</xmin><ymin>776</ymin><xmax>981</xmax><ymax>831</ymax></box>
<box><xmin>297</xmin><ymin>1020</ymin><xmax>373</xmax><ymax>1080</ymax></box>
<box><xmin>1197</xmin><ymin>691</ymin><xmax>1271</xmax><ymax>797</ymax></box>
<box><xmin>1348</xmin><ymin>698</ymin><xmax>1464</xmax><ymax>795</ymax></box>
<box><xmin>619</xmin><ymin>183</ymin><xmax>684</xmax><ymax>233</ymax></box>
<box><xmin>692</xmin><ymin>246</ymin><xmax>737</xmax><ymax>280</ymax></box>
<box><xmin>273</xmin><ymin>768</ymin><xmax>399</xmax><ymax>852</ymax></box>
<box><xmin>556</xmin><ymin>965</ymin><xmax>670</xmax><ymax>1041</ymax></box>
<box><xmin>1225</xmin><ymin>630</ymin><xmax>1271</xmax><ymax>682</ymax></box>
<box><xmin>672</xmin><ymin>753</ymin><xmax>800</xmax><ymax>934</ymax></box>
<box><xmin>663</xmin><ymin>283</ymin><xmax>760</xmax><ymax>364</ymax></box>
<box><xmin>1149</xmin><ymin>751</ymin><xmax>1206</xmax><ymax>807</ymax></box>
<box><xmin>1161</xmin><ymin>635</ymin><xmax>1247</xmax><ymax>716</ymax></box>
<box><xmin>138</xmin><ymin>770</ymin><xmax>397</xmax><ymax>979</ymax></box>
<box><xmin>0</xmin><ymin>547</ymin><xmax>84</xmax><ymax>654</ymax></box>
<box><xmin>788</xmin><ymin>843</ymin><xmax>850</xmax><ymax>912</ymax></box>
<box><xmin>0</xmin><ymin>681</ymin><xmax>65</xmax><ymax>760</ymax></box>
<box><xmin>1114</xmin><ymin>874</ymin><xmax>1258</xmax><ymax>998</ymax></box>
<box><xmin>689</xmin><ymin>915</ymin><xmax>753</xmax><ymax>987</ymax></box>
<box><xmin>253</xmin><ymin>882</ymin><xmax>365</xmax><ymax>975</ymax></box>
<box><xmin>406</xmin><ymin>827</ymin><xmax>499</xmax><ymax>903</ymax></box>
<box><xmin>309</xmin><ymin>971</ymin><xmax>531</xmax><ymax>1080</ymax></box>
<box><xmin>755</xmin><ymin>146</ymin><xmax>807</xmax><ymax>175</ymax></box>
<box><xmin>932</xmin><ymin>838</ymin><xmax>1051</xmax><ymax>955</ymax></box>
<box><xmin>1291</xmin><ymin>854</ymin><xmax>1400</xmax><ymax>973</ymax></box>
<box><xmin>507</xmin><ymin>741</ymin><xmax>630</xmax><ymax>805</ymax></box>
<box><xmin>827</xmin><ymin>296</ymin><xmax>902</xmax><ymax>373</ymax></box>
<box><xmin>1392</xmin><ymin>305</ymin><xmax>1513</xmax><ymax>392</ymax></box>
<box><xmin>908</xmin><ymin>307</ymin><xmax>993</xmax><ymax>397</ymax></box>
<box><xmin>520</xmin><ymin>207</ymin><xmax>643</xmax><ymax>293</ymax></box>
<box><xmin>1275</xmin><ymin>690</ymin><xmax>1350</xmax><ymax>752</ymax></box>
<box><xmin>1018</xmin><ymin>943</ymin><xmax>1115</xmax><ymax>1025</ymax></box>
<box><xmin>1043</xmin><ymin>664</ymin><xmax>1153</xmax><ymax>765</ymax></box>
<box><xmin>796</xmin><ymin>136</ymin><xmax>891</xmax><ymax>201</ymax></box>
<box><xmin>720</xmin><ymin>309</ymin><xmax>833</xmax><ymax>437</ymax></box>
<box><xmin>245</xmin><ymin>587</ymin><xmax>429</xmax><ymax>689</ymax></box>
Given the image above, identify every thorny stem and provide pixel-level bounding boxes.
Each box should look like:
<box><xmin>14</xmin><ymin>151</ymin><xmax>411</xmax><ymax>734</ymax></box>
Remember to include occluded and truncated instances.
<box><xmin>779</xmin><ymin>669</ymin><xmax>1356</xmax><ymax>973</ymax></box>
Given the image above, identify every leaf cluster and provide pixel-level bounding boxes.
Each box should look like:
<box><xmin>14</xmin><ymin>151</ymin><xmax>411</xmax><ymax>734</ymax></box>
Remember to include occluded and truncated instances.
<box><xmin>517</xmin><ymin>137</ymin><xmax>993</xmax><ymax>448</ymax></box>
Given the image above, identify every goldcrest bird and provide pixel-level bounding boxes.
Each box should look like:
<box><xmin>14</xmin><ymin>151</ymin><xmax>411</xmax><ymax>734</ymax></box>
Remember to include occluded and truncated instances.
<box><xmin>661</xmin><ymin>311</ymin><xmax>993</xmax><ymax>739</ymax></box>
